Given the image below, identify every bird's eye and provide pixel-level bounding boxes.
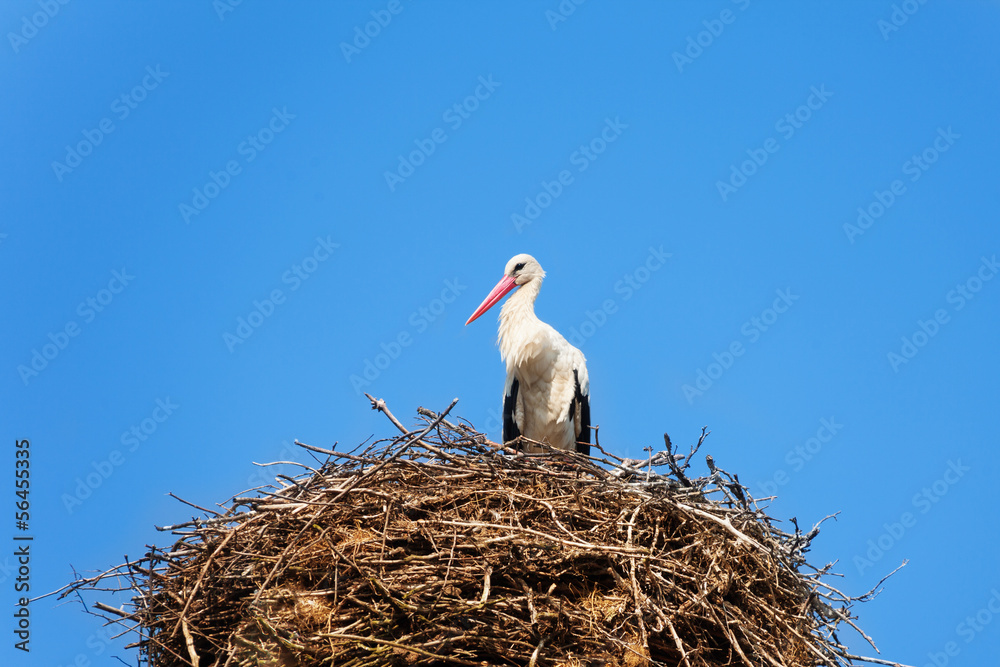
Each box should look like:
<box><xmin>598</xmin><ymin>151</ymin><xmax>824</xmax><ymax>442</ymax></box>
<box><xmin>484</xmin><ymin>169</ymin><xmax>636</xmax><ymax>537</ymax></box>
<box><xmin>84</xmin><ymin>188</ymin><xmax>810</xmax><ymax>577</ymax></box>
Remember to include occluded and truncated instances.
<box><xmin>513</xmin><ymin>262</ymin><xmax>526</xmax><ymax>272</ymax></box>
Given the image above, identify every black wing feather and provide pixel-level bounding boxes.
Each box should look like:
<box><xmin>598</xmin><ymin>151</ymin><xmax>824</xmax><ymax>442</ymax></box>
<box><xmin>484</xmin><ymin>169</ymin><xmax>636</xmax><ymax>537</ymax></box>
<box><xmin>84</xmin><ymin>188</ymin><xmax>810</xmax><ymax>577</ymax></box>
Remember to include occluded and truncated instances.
<box><xmin>503</xmin><ymin>376</ymin><xmax>521</xmax><ymax>447</ymax></box>
<box><xmin>573</xmin><ymin>369</ymin><xmax>591</xmax><ymax>456</ymax></box>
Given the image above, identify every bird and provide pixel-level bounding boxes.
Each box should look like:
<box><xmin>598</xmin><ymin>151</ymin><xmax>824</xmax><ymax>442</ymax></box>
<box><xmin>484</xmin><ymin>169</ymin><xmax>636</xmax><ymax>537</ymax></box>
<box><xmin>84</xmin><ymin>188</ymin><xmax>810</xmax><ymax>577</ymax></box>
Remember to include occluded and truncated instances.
<box><xmin>465</xmin><ymin>253</ymin><xmax>591</xmax><ymax>455</ymax></box>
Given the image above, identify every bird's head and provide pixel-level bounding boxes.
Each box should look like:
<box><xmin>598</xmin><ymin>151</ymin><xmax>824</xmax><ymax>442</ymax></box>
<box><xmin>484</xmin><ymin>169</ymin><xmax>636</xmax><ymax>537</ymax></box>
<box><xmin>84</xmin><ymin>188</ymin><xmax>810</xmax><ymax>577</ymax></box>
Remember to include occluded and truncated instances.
<box><xmin>505</xmin><ymin>253</ymin><xmax>545</xmax><ymax>286</ymax></box>
<box><xmin>466</xmin><ymin>253</ymin><xmax>545</xmax><ymax>325</ymax></box>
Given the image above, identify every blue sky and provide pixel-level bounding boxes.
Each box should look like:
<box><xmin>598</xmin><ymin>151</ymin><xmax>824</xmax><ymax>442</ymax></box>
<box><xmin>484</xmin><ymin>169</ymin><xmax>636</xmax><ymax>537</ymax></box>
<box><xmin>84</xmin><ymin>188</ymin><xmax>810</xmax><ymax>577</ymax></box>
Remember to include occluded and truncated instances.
<box><xmin>3</xmin><ymin>1</ymin><xmax>999</xmax><ymax>665</ymax></box>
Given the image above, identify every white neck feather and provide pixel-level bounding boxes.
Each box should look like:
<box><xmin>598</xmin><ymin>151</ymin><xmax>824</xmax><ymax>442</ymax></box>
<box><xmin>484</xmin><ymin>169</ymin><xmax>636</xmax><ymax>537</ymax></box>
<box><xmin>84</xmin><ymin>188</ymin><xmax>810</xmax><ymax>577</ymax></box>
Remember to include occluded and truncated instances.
<box><xmin>497</xmin><ymin>278</ymin><xmax>543</xmax><ymax>369</ymax></box>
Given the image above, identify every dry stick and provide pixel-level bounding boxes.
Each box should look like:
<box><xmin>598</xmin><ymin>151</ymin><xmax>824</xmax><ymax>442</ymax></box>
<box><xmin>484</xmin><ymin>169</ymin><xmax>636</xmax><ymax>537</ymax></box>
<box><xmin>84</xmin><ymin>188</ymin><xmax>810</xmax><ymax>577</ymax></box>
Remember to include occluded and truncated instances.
<box><xmin>93</xmin><ymin>601</ymin><xmax>131</xmax><ymax>618</ymax></box>
<box><xmin>338</xmin><ymin>396</ymin><xmax>460</xmax><ymax>504</ymax></box>
<box><xmin>39</xmin><ymin>565</ymin><xmax>133</xmax><ymax>602</ymax></box>
<box><xmin>365</xmin><ymin>392</ymin><xmax>409</xmax><ymax>433</ymax></box>
<box><xmin>675</xmin><ymin>503</ymin><xmax>769</xmax><ymax>554</ymax></box>
<box><xmin>729</xmin><ymin>612</ymin><xmax>784</xmax><ymax>667</ymax></box>
<box><xmin>252</xmin><ymin>492</ymin><xmax>337</xmax><ymax>509</ymax></box>
<box><xmin>857</xmin><ymin>560</ymin><xmax>908</xmax><ymax>602</ymax></box>
<box><xmin>366</xmin><ymin>393</ymin><xmax>465</xmax><ymax>465</ymax></box>
<box><xmin>318</xmin><ymin>632</ymin><xmax>483</xmax><ymax>666</ymax></box>
<box><xmin>480</xmin><ymin>566</ymin><xmax>492</xmax><ymax>603</ymax></box>
<box><xmin>811</xmin><ymin>564</ymin><xmax>906</xmax><ymax>650</ymax></box>
<box><xmin>444</xmin><ymin>529</ymin><xmax>458</xmax><ymax>582</ymax></box>
<box><xmin>415</xmin><ymin>405</ymin><xmax>463</xmax><ymax>432</ymax></box>
<box><xmin>783</xmin><ymin>618</ymin><xmax>841</xmax><ymax>666</ymax></box>
<box><xmin>294</xmin><ymin>440</ymin><xmax>369</xmax><ymax>463</ymax></box>
<box><xmin>168</xmin><ymin>493</ymin><xmax>222</xmax><ymax>517</ymax></box>
<box><xmin>108</xmin><ymin>621</ymin><xmax>142</xmax><ymax>642</ymax></box>
<box><xmin>712</xmin><ymin>600</ymin><xmax>754</xmax><ymax>667</ymax></box>
<box><xmin>591</xmin><ymin>439</ymin><xmax>626</xmax><ymax>463</ymax></box>
<box><xmin>663</xmin><ymin>433</ymin><xmax>692</xmax><ymax>487</ymax></box>
<box><xmin>506</xmin><ymin>492</ymin><xmax>584</xmax><ymax>543</ymax></box>
<box><xmin>664</xmin><ymin>616</ymin><xmax>693</xmax><ymax>667</ymax></box>
<box><xmin>157</xmin><ymin>514</ymin><xmax>249</xmax><ymax>532</ymax></box>
<box><xmin>170</xmin><ymin>530</ymin><xmax>235</xmax><ymax>638</ymax></box>
<box><xmin>839</xmin><ymin>653</ymin><xmax>915</xmax><ymax>667</ymax></box>
<box><xmin>833</xmin><ymin>606</ymin><xmax>882</xmax><ymax>653</ymax></box>
<box><xmin>526</xmin><ymin>636</ymin><xmax>547</xmax><ymax>667</ymax></box>
<box><xmin>521</xmin><ymin>580</ymin><xmax>539</xmax><ymax>631</ymax></box>
<box><xmin>378</xmin><ymin>500</ymin><xmax>391</xmax><ymax>566</ymax></box>
<box><xmin>181</xmin><ymin>619</ymin><xmax>201</xmax><ymax>667</ymax></box>
<box><xmin>146</xmin><ymin>635</ymin><xmax>196</xmax><ymax>667</ymax></box>
<box><xmin>625</xmin><ymin>503</ymin><xmax>650</xmax><ymax>658</ymax></box>
<box><xmin>688</xmin><ymin>426</ymin><xmax>710</xmax><ymax>470</ymax></box>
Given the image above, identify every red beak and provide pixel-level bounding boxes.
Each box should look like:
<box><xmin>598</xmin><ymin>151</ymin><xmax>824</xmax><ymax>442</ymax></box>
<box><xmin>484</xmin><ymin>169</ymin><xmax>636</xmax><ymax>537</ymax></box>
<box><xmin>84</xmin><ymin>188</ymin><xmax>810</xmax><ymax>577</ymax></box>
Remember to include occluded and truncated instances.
<box><xmin>465</xmin><ymin>275</ymin><xmax>518</xmax><ymax>325</ymax></box>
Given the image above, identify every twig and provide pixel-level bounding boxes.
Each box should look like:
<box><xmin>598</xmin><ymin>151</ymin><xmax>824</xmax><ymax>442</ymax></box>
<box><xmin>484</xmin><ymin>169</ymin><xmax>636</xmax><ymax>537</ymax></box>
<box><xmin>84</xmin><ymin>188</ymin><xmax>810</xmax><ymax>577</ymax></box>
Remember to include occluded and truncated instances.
<box><xmin>480</xmin><ymin>566</ymin><xmax>492</xmax><ymax>603</ymax></box>
<box><xmin>170</xmin><ymin>531</ymin><xmax>235</xmax><ymax>638</ymax></box>
<box><xmin>838</xmin><ymin>653</ymin><xmax>915</xmax><ymax>667</ymax></box>
<box><xmin>181</xmin><ymin>619</ymin><xmax>200</xmax><ymax>667</ymax></box>
<box><xmin>317</xmin><ymin>632</ymin><xmax>483</xmax><ymax>666</ymax></box>
<box><xmin>337</xmin><ymin>397</ymin><xmax>460</xmax><ymax>502</ymax></box>
<box><xmin>167</xmin><ymin>493</ymin><xmax>221</xmax><ymax>517</ymax></box>
<box><xmin>857</xmin><ymin>560</ymin><xmax>908</xmax><ymax>602</ymax></box>
<box><xmin>664</xmin><ymin>433</ymin><xmax>692</xmax><ymax>487</ymax></box>
<box><xmin>93</xmin><ymin>601</ymin><xmax>132</xmax><ymax>618</ymax></box>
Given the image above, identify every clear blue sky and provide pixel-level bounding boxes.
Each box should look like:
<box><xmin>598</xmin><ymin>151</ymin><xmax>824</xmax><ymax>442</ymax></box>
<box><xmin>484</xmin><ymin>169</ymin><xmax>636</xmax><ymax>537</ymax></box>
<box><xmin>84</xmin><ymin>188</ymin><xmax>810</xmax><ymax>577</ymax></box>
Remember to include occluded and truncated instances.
<box><xmin>3</xmin><ymin>2</ymin><xmax>999</xmax><ymax>665</ymax></box>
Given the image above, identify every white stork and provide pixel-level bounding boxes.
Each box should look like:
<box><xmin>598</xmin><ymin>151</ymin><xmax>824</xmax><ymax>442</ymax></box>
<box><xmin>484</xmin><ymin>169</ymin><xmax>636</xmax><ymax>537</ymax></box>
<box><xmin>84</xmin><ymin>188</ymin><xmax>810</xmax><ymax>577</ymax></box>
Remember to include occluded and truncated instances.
<box><xmin>465</xmin><ymin>254</ymin><xmax>591</xmax><ymax>455</ymax></box>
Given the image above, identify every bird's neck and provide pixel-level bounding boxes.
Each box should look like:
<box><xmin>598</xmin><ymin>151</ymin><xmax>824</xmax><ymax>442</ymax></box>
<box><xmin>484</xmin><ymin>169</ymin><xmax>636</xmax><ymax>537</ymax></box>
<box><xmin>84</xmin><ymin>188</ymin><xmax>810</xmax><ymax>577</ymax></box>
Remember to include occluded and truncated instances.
<box><xmin>497</xmin><ymin>279</ymin><xmax>543</xmax><ymax>366</ymax></box>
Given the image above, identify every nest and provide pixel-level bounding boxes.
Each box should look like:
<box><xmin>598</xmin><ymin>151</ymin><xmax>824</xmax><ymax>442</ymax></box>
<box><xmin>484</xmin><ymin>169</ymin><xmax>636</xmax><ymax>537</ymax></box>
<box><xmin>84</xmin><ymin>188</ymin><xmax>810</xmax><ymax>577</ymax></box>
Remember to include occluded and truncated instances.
<box><xmin>59</xmin><ymin>397</ymin><xmax>907</xmax><ymax>667</ymax></box>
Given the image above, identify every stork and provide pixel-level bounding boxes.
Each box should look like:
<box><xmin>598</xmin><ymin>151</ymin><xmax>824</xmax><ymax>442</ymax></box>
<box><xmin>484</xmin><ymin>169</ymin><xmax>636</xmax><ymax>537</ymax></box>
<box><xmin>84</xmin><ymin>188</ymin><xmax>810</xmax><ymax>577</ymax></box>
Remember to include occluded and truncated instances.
<box><xmin>465</xmin><ymin>254</ymin><xmax>591</xmax><ymax>455</ymax></box>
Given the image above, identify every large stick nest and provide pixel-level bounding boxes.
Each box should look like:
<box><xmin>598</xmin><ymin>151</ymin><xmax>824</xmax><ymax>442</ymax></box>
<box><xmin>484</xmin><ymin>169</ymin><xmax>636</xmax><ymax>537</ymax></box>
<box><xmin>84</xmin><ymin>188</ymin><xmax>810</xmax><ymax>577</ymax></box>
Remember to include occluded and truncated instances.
<box><xmin>59</xmin><ymin>397</ymin><xmax>907</xmax><ymax>667</ymax></box>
